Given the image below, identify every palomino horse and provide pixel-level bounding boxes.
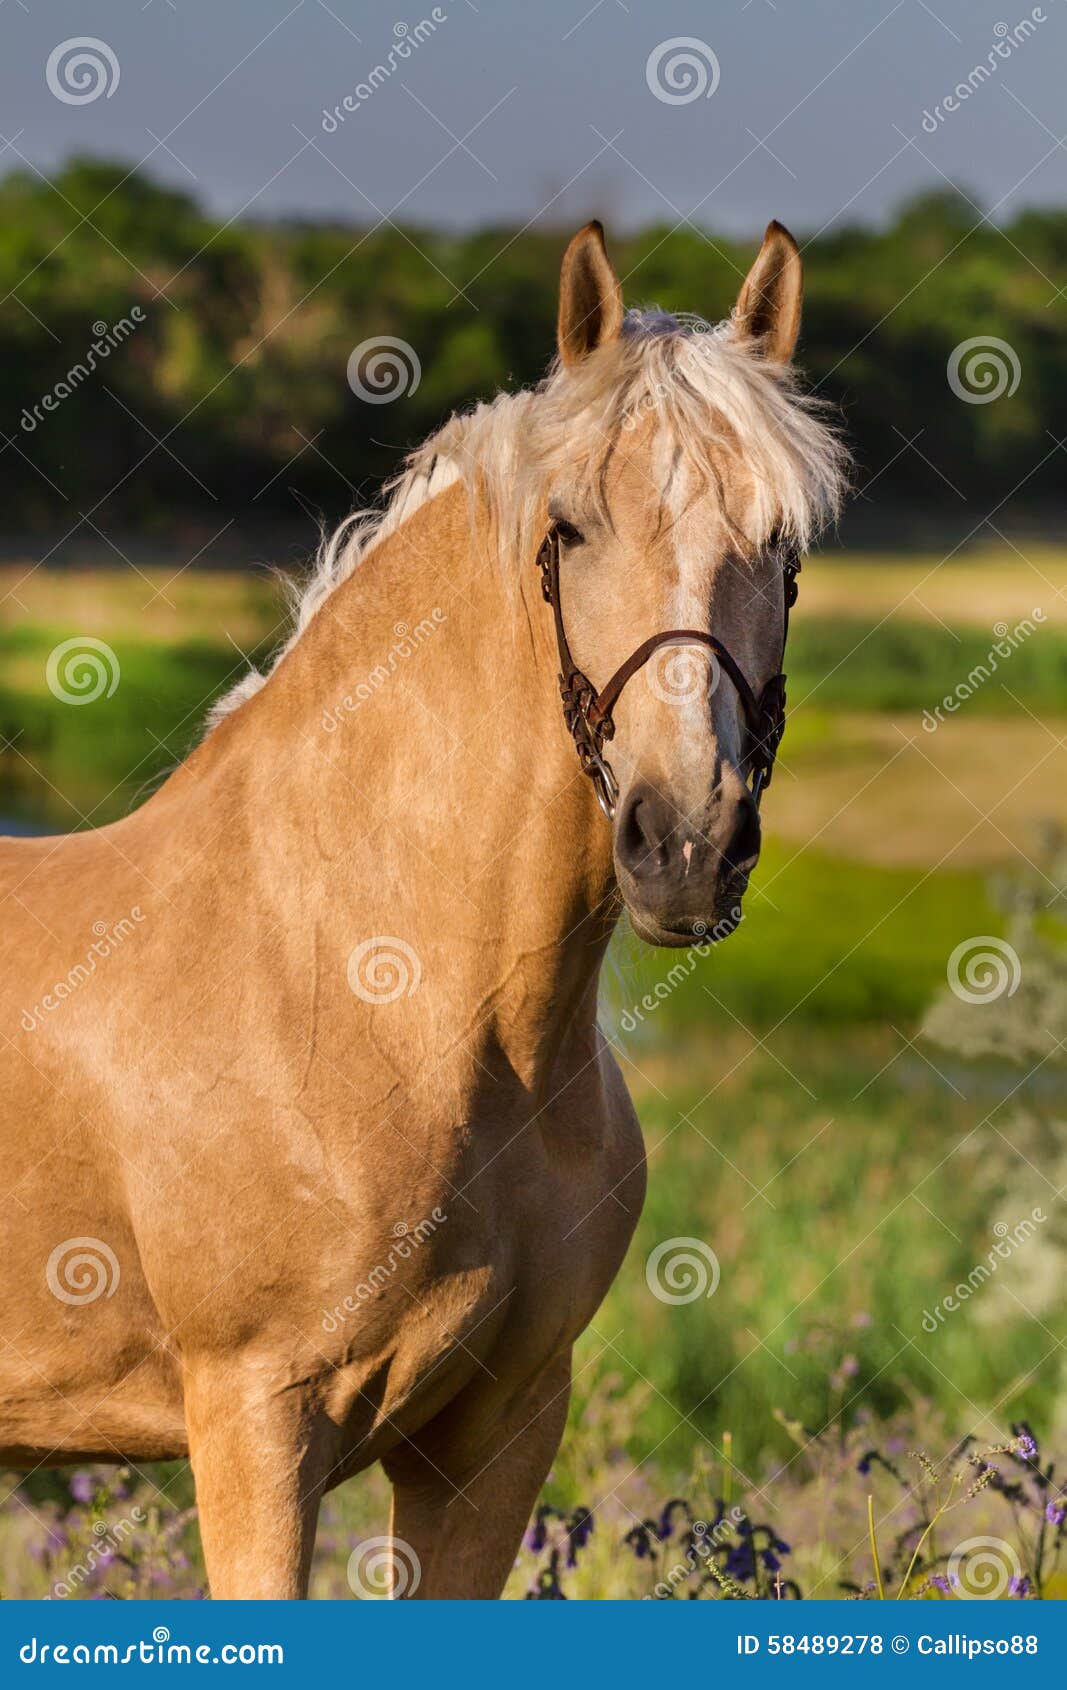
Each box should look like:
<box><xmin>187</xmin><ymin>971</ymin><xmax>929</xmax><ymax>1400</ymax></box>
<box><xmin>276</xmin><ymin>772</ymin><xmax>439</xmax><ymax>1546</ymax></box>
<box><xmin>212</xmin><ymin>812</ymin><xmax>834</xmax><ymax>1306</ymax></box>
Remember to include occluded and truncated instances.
<box><xmin>1</xmin><ymin>221</ymin><xmax>844</xmax><ymax>1598</ymax></box>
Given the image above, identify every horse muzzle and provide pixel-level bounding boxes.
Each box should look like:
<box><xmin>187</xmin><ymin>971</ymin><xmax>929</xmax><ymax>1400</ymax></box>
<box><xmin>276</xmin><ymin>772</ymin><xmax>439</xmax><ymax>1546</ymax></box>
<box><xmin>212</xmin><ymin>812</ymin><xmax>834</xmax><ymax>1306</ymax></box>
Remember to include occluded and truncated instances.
<box><xmin>613</xmin><ymin>780</ymin><xmax>760</xmax><ymax>948</ymax></box>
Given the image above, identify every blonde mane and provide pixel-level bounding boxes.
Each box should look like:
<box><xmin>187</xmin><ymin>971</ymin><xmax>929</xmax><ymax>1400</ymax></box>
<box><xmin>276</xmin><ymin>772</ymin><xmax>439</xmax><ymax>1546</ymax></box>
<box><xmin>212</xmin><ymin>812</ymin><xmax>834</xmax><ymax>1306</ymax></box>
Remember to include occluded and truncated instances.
<box><xmin>207</xmin><ymin>310</ymin><xmax>846</xmax><ymax>728</ymax></box>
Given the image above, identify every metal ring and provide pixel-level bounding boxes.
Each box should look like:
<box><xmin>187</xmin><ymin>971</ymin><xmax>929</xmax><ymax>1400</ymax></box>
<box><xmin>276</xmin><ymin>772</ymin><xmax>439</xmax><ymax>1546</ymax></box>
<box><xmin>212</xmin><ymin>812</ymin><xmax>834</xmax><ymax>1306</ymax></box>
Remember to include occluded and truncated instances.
<box><xmin>587</xmin><ymin>750</ymin><xmax>619</xmax><ymax>820</ymax></box>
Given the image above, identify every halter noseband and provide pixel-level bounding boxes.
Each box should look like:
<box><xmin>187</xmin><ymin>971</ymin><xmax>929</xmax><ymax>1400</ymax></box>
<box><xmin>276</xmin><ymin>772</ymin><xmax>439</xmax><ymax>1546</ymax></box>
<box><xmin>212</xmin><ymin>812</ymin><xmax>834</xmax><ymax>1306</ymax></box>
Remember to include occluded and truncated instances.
<box><xmin>536</xmin><ymin>523</ymin><xmax>800</xmax><ymax>820</ymax></box>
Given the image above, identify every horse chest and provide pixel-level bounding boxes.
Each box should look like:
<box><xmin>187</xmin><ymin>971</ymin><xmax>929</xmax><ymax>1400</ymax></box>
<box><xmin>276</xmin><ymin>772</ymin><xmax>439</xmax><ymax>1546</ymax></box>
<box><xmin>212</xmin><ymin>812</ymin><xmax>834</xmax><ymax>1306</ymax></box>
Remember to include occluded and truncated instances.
<box><xmin>320</xmin><ymin>1079</ymin><xmax>645</xmax><ymax>1458</ymax></box>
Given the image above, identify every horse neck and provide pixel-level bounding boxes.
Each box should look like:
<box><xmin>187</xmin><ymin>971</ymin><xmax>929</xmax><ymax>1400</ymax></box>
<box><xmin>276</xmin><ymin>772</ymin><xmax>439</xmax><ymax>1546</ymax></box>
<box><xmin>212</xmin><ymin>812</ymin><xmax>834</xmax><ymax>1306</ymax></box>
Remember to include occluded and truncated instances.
<box><xmin>190</xmin><ymin>480</ymin><xmax>618</xmax><ymax>1077</ymax></box>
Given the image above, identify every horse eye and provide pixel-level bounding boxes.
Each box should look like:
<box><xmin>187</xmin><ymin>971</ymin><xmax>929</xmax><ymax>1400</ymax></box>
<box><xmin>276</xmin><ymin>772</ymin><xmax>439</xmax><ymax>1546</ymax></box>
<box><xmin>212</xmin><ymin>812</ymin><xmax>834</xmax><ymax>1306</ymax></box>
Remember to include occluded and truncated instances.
<box><xmin>553</xmin><ymin>519</ymin><xmax>585</xmax><ymax>547</ymax></box>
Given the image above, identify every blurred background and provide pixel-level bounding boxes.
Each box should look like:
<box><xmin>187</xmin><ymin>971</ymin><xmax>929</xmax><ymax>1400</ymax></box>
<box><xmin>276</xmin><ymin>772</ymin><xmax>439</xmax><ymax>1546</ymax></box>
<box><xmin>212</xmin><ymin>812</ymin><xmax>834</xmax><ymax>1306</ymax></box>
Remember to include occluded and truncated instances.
<box><xmin>2</xmin><ymin>0</ymin><xmax>1066</xmax><ymax>1599</ymax></box>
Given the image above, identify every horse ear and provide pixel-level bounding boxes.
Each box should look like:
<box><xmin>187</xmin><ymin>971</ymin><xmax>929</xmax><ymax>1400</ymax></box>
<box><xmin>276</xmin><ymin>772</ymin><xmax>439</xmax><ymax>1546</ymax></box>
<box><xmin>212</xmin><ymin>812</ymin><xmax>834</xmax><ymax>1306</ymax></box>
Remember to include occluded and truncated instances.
<box><xmin>557</xmin><ymin>221</ymin><xmax>624</xmax><ymax>367</ymax></box>
<box><xmin>733</xmin><ymin>220</ymin><xmax>802</xmax><ymax>364</ymax></box>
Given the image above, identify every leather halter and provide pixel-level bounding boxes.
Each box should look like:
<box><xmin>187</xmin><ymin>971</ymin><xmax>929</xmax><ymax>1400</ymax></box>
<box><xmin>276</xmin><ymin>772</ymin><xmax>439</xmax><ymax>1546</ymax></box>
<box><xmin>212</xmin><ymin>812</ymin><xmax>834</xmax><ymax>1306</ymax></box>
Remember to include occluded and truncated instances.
<box><xmin>536</xmin><ymin>523</ymin><xmax>800</xmax><ymax>819</ymax></box>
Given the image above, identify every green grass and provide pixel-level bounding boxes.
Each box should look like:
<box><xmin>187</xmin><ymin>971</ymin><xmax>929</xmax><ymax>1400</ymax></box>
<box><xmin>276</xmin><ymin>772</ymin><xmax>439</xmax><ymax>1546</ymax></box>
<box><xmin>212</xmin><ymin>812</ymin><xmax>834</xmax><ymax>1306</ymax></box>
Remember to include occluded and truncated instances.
<box><xmin>574</xmin><ymin>1028</ymin><xmax>1062</xmax><ymax>1477</ymax></box>
<box><xmin>788</xmin><ymin>615</ymin><xmax>1067</xmax><ymax>715</ymax></box>
<box><xmin>0</xmin><ymin>624</ymin><xmax>275</xmax><ymax>827</ymax></box>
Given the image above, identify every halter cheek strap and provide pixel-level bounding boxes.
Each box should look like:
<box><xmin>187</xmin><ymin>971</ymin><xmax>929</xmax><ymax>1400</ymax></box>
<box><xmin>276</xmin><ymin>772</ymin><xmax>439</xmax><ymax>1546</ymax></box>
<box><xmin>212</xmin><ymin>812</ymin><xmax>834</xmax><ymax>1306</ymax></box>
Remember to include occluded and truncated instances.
<box><xmin>536</xmin><ymin>524</ymin><xmax>800</xmax><ymax>820</ymax></box>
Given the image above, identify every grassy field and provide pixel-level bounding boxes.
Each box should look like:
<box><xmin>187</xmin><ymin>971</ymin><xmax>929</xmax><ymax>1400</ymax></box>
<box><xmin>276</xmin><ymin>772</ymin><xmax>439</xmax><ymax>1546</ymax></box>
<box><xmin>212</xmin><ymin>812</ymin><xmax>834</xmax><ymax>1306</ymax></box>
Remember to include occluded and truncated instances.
<box><xmin>2</xmin><ymin>547</ymin><xmax>1065</xmax><ymax>1599</ymax></box>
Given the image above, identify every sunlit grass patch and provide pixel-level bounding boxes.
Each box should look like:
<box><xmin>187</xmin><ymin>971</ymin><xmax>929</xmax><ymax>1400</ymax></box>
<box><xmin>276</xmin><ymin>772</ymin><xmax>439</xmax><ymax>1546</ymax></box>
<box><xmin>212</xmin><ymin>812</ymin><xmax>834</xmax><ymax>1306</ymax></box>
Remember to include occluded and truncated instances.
<box><xmin>804</xmin><ymin>544</ymin><xmax>1067</xmax><ymax>630</ymax></box>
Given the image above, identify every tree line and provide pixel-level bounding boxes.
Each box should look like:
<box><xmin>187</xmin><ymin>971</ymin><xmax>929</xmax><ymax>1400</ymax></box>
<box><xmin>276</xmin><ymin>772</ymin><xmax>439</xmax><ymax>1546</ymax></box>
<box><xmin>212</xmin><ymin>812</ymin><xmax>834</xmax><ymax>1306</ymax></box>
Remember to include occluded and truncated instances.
<box><xmin>2</xmin><ymin>157</ymin><xmax>1065</xmax><ymax>546</ymax></box>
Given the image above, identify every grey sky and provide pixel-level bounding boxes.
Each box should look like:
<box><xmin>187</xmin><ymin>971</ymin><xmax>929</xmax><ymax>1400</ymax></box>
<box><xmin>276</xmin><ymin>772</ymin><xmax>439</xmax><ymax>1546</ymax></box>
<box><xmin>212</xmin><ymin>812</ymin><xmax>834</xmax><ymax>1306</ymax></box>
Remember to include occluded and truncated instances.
<box><xmin>2</xmin><ymin>0</ymin><xmax>1066</xmax><ymax>236</ymax></box>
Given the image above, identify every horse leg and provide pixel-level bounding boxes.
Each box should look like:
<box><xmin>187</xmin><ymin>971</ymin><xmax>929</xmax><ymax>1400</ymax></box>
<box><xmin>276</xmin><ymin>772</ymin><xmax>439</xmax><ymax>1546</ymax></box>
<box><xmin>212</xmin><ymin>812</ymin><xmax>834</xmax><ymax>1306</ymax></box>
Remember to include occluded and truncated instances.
<box><xmin>382</xmin><ymin>1353</ymin><xmax>571</xmax><ymax>1599</ymax></box>
<box><xmin>184</xmin><ymin>1362</ymin><xmax>326</xmax><ymax>1598</ymax></box>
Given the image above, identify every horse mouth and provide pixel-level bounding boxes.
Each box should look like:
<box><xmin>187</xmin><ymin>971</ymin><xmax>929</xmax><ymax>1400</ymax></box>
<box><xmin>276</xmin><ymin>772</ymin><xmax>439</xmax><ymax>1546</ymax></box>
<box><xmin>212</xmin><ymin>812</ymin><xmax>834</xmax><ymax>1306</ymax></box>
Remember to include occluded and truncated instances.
<box><xmin>626</xmin><ymin>886</ymin><xmax>748</xmax><ymax>949</ymax></box>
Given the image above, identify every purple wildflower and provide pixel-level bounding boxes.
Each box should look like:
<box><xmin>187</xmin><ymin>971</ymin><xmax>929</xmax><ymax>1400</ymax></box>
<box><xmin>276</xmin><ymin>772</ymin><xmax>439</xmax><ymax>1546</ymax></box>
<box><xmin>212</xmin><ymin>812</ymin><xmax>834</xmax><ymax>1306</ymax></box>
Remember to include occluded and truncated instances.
<box><xmin>565</xmin><ymin>1507</ymin><xmax>593</xmax><ymax>1567</ymax></box>
<box><xmin>624</xmin><ymin>1523</ymin><xmax>653</xmax><ymax>1560</ymax></box>
<box><xmin>658</xmin><ymin>1499</ymin><xmax>691</xmax><ymax>1541</ymax></box>
<box><xmin>1046</xmin><ymin>1500</ymin><xmax>1065</xmax><ymax>1526</ymax></box>
<box><xmin>69</xmin><ymin>1471</ymin><xmax>94</xmax><ymax>1505</ymax></box>
<box><xmin>1015</xmin><ymin>1433</ymin><xmax>1038</xmax><ymax>1461</ymax></box>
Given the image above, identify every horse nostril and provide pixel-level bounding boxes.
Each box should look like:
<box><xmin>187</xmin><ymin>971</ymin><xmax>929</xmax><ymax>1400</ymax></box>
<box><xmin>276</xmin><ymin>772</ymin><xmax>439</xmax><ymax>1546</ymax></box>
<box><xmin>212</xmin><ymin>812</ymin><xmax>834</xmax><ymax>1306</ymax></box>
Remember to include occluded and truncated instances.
<box><xmin>617</xmin><ymin>788</ymin><xmax>673</xmax><ymax>879</ymax></box>
<box><xmin>616</xmin><ymin>783</ymin><xmax>761</xmax><ymax>890</ymax></box>
<box><xmin>617</xmin><ymin>782</ymin><xmax>761</xmax><ymax>890</ymax></box>
<box><xmin>726</xmin><ymin>791</ymin><xmax>762</xmax><ymax>874</ymax></box>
